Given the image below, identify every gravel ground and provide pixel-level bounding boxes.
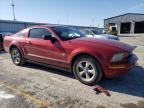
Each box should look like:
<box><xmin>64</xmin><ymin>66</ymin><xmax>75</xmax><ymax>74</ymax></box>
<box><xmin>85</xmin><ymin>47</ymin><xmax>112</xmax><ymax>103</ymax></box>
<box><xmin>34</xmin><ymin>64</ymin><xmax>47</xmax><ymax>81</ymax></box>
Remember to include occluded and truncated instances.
<box><xmin>0</xmin><ymin>36</ymin><xmax>144</xmax><ymax>108</ymax></box>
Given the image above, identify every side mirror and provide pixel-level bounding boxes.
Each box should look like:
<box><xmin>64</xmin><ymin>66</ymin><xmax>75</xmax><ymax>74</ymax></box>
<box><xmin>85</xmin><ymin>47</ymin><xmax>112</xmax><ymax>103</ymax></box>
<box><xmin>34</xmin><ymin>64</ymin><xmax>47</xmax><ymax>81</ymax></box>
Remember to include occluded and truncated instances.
<box><xmin>43</xmin><ymin>35</ymin><xmax>57</xmax><ymax>43</ymax></box>
<box><xmin>43</xmin><ymin>34</ymin><xmax>52</xmax><ymax>40</ymax></box>
<box><xmin>51</xmin><ymin>37</ymin><xmax>57</xmax><ymax>43</ymax></box>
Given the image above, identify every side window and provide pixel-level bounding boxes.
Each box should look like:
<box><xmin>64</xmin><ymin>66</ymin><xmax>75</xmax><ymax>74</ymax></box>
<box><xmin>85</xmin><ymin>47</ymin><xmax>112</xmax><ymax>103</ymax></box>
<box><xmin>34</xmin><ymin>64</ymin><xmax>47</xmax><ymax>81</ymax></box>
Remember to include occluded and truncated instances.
<box><xmin>29</xmin><ymin>28</ymin><xmax>51</xmax><ymax>39</ymax></box>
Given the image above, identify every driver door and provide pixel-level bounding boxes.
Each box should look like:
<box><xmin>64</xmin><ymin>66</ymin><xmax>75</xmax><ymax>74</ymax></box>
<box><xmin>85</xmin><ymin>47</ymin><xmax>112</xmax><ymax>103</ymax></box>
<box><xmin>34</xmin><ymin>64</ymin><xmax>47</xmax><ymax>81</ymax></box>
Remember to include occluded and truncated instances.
<box><xmin>24</xmin><ymin>28</ymin><xmax>67</xmax><ymax>68</ymax></box>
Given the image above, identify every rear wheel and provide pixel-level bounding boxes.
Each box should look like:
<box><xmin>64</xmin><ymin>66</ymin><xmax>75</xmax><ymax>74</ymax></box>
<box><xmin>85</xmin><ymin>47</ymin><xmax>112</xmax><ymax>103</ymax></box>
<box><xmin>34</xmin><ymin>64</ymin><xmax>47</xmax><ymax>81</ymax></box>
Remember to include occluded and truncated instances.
<box><xmin>10</xmin><ymin>47</ymin><xmax>25</xmax><ymax>66</ymax></box>
<box><xmin>73</xmin><ymin>55</ymin><xmax>103</xmax><ymax>85</ymax></box>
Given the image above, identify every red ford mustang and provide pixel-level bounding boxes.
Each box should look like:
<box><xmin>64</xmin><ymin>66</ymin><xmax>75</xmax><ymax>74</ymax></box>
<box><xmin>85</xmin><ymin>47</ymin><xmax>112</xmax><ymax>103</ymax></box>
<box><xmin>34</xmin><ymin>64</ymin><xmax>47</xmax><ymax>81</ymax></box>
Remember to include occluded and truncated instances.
<box><xmin>4</xmin><ymin>25</ymin><xmax>138</xmax><ymax>85</ymax></box>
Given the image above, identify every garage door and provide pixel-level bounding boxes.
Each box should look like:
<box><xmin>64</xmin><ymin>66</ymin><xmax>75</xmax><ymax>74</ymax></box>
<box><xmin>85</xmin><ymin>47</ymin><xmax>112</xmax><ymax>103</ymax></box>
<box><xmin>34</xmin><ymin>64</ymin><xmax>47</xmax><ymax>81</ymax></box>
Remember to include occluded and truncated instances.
<box><xmin>120</xmin><ymin>22</ymin><xmax>131</xmax><ymax>34</ymax></box>
<box><xmin>134</xmin><ymin>21</ymin><xmax>144</xmax><ymax>33</ymax></box>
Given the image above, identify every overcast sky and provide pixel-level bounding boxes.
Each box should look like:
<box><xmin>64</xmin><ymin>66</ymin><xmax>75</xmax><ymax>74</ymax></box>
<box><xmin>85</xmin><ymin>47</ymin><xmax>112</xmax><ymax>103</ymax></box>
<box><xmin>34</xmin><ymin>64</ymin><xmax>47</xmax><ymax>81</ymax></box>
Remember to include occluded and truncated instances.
<box><xmin>0</xmin><ymin>0</ymin><xmax>144</xmax><ymax>27</ymax></box>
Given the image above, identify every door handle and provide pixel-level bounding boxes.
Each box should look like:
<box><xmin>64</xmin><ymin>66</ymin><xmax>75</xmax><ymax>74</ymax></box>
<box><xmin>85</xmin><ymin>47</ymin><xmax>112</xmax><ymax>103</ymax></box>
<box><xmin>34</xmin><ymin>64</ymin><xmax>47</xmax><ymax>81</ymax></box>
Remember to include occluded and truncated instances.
<box><xmin>26</xmin><ymin>41</ymin><xmax>32</xmax><ymax>44</ymax></box>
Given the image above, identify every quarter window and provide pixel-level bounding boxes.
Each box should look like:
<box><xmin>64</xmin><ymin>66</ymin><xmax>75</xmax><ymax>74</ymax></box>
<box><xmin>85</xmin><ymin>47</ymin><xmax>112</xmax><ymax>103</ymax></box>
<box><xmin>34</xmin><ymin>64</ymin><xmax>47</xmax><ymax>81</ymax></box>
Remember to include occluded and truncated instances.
<box><xmin>29</xmin><ymin>28</ymin><xmax>51</xmax><ymax>39</ymax></box>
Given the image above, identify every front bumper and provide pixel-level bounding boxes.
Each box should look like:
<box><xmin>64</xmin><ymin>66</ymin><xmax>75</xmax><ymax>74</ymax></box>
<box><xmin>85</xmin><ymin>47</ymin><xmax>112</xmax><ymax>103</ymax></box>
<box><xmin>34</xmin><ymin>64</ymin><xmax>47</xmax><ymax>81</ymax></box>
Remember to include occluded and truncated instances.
<box><xmin>104</xmin><ymin>54</ymin><xmax>138</xmax><ymax>78</ymax></box>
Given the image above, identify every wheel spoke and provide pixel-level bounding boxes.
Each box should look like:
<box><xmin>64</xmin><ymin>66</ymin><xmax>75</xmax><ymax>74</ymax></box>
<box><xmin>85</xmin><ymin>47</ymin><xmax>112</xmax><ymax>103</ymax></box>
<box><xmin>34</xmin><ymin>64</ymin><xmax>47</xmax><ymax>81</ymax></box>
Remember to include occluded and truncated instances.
<box><xmin>79</xmin><ymin>63</ymin><xmax>84</xmax><ymax>70</ymax></box>
<box><xmin>15</xmin><ymin>57</ymin><xmax>20</xmax><ymax>63</ymax></box>
<box><xmin>13</xmin><ymin>50</ymin><xmax>17</xmax><ymax>55</ymax></box>
<box><xmin>85</xmin><ymin>62</ymin><xmax>90</xmax><ymax>69</ymax></box>
<box><xmin>16</xmin><ymin>53</ymin><xmax>20</xmax><ymax>57</ymax></box>
<box><xmin>88</xmin><ymin>69</ymin><xmax>95</xmax><ymax>75</ymax></box>
<box><xmin>12</xmin><ymin>55</ymin><xmax>17</xmax><ymax>58</ymax></box>
<box><xmin>85</xmin><ymin>72</ymin><xmax>90</xmax><ymax>79</ymax></box>
<box><xmin>79</xmin><ymin>71</ymin><xmax>85</xmax><ymax>76</ymax></box>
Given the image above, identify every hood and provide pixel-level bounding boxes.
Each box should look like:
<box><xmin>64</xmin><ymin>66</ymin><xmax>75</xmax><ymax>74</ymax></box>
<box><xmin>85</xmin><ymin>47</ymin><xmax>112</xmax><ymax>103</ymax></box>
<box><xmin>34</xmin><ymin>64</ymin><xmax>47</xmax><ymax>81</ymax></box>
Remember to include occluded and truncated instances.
<box><xmin>103</xmin><ymin>34</ymin><xmax>117</xmax><ymax>38</ymax></box>
<box><xmin>72</xmin><ymin>37</ymin><xmax>135</xmax><ymax>52</ymax></box>
<box><xmin>99</xmin><ymin>34</ymin><xmax>118</xmax><ymax>38</ymax></box>
<box><xmin>93</xmin><ymin>35</ymin><xmax>107</xmax><ymax>39</ymax></box>
<box><xmin>93</xmin><ymin>34</ymin><xmax>119</xmax><ymax>40</ymax></box>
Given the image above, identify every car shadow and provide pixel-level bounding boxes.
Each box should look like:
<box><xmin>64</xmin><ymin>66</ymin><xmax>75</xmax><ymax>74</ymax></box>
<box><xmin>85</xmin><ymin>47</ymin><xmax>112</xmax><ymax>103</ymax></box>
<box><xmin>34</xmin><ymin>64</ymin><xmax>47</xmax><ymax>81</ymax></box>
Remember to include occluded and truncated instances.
<box><xmin>23</xmin><ymin>62</ymin><xmax>144</xmax><ymax>98</ymax></box>
<box><xmin>23</xmin><ymin>62</ymin><xmax>75</xmax><ymax>79</ymax></box>
<box><xmin>99</xmin><ymin>66</ymin><xmax>144</xmax><ymax>98</ymax></box>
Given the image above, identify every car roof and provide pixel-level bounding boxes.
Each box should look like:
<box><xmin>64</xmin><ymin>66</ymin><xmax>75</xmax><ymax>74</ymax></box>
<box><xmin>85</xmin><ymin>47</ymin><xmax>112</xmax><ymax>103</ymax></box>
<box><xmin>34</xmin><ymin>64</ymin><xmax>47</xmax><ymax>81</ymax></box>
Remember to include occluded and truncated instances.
<box><xmin>30</xmin><ymin>25</ymin><xmax>69</xmax><ymax>29</ymax></box>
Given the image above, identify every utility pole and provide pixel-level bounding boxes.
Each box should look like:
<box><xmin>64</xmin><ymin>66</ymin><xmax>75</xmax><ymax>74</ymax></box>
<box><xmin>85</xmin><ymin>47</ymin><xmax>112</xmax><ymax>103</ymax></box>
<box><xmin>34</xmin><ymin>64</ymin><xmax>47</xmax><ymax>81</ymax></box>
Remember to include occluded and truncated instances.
<box><xmin>11</xmin><ymin>0</ymin><xmax>16</xmax><ymax>21</ymax></box>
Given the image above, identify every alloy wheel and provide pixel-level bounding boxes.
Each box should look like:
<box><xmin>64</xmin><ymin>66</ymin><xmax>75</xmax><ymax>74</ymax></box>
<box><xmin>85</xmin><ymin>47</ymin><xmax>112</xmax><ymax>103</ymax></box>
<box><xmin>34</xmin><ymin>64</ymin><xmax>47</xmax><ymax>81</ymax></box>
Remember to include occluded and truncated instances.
<box><xmin>76</xmin><ymin>61</ymin><xmax>97</xmax><ymax>82</ymax></box>
<box><xmin>11</xmin><ymin>49</ymin><xmax>21</xmax><ymax>64</ymax></box>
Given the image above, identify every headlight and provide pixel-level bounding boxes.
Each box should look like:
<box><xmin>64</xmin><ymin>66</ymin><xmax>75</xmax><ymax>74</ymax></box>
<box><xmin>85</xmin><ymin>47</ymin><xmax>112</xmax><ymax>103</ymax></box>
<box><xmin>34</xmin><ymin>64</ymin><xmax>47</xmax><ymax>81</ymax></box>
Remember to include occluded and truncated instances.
<box><xmin>111</xmin><ymin>53</ymin><xmax>125</xmax><ymax>63</ymax></box>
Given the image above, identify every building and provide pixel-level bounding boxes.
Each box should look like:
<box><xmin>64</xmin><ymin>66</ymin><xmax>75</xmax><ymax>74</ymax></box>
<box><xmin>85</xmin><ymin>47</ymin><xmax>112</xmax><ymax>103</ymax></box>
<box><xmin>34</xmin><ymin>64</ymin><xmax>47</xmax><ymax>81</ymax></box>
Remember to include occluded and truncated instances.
<box><xmin>0</xmin><ymin>20</ymin><xmax>101</xmax><ymax>34</ymax></box>
<box><xmin>104</xmin><ymin>13</ymin><xmax>144</xmax><ymax>35</ymax></box>
<box><xmin>0</xmin><ymin>20</ymin><xmax>46</xmax><ymax>33</ymax></box>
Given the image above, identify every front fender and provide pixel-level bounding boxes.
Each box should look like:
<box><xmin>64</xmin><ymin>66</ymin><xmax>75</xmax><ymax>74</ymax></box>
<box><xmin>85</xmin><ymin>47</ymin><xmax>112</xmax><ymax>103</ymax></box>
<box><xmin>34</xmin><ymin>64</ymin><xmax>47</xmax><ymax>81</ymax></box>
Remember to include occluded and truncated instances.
<box><xmin>68</xmin><ymin>47</ymin><xmax>104</xmax><ymax>66</ymax></box>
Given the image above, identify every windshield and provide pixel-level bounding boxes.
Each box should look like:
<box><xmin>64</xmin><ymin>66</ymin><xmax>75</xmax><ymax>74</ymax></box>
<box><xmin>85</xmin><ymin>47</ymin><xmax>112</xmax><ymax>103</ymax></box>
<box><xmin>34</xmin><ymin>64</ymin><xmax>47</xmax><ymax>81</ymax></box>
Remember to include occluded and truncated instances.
<box><xmin>82</xmin><ymin>30</ymin><xmax>94</xmax><ymax>35</ymax></box>
<box><xmin>51</xmin><ymin>26</ymin><xmax>86</xmax><ymax>41</ymax></box>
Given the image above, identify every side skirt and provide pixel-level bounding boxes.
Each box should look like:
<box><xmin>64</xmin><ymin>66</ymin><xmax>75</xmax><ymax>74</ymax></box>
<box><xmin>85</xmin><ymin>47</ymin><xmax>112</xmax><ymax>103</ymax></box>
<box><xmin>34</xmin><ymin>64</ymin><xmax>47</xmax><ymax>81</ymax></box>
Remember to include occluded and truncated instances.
<box><xmin>26</xmin><ymin>60</ymin><xmax>71</xmax><ymax>72</ymax></box>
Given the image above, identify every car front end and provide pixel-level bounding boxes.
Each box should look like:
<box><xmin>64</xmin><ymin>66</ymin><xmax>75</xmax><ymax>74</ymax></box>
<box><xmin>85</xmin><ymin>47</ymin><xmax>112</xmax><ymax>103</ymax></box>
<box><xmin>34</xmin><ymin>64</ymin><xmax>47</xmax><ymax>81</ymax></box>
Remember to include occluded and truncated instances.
<box><xmin>103</xmin><ymin>46</ymin><xmax>138</xmax><ymax>78</ymax></box>
<box><xmin>69</xmin><ymin>36</ymin><xmax>138</xmax><ymax>79</ymax></box>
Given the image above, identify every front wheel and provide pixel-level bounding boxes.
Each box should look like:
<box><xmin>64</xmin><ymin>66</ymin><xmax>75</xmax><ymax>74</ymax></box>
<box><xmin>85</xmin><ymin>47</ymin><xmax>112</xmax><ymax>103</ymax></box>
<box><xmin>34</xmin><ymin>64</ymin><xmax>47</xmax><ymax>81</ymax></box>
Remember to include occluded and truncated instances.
<box><xmin>10</xmin><ymin>47</ymin><xmax>25</xmax><ymax>66</ymax></box>
<box><xmin>73</xmin><ymin>55</ymin><xmax>103</xmax><ymax>86</ymax></box>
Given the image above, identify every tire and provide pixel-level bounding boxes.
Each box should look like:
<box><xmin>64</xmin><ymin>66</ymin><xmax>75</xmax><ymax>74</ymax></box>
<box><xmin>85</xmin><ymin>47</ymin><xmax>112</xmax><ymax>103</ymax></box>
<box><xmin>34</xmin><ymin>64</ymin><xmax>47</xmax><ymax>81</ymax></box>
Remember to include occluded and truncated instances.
<box><xmin>10</xmin><ymin>47</ymin><xmax>25</xmax><ymax>66</ymax></box>
<box><xmin>73</xmin><ymin>55</ymin><xmax>103</xmax><ymax>86</ymax></box>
